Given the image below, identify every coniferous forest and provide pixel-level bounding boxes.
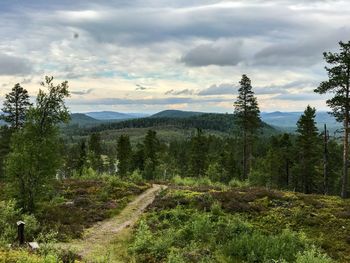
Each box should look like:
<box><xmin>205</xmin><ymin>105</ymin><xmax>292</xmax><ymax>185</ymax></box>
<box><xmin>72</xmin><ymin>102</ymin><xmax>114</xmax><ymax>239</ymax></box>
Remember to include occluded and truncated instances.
<box><xmin>1</xmin><ymin>2</ymin><xmax>350</xmax><ymax>260</ymax></box>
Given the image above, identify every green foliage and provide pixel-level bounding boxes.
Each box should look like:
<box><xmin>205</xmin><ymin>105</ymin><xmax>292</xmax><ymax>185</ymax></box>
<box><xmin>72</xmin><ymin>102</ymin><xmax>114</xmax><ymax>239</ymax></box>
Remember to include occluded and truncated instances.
<box><xmin>189</xmin><ymin>129</ymin><xmax>208</xmax><ymax>177</ymax></box>
<box><xmin>148</xmin><ymin>187</ymin><xmax>349</xmax><ymax>261</ymax></box>
<box><xmin>128</xmin><ymin>170</ymin><xmax>144</xmax><ymax>184</ymax></box>
<box><xmin>0</xmin><ymin>200</ymin><xmax>38</xmax><ymax>246</ymax></box>
<box><xmin>295</xmin><ymin>105</ymin><xmax>320</xmax><ymax>194</ymax></box>
<box><xmin>5</xmin><ymin>76</ymin><xmax>70</xmax><ymax>212</ymax></box>
<box><xmin>234</xmin><ymin>74</ymin><xmax>261</xmax><ymax>180</ymax></box>
<box><xmin>0</xmin><ymin>200</ymin><xmax>19</xmax><ymax>245</ymax></box>
<box><xmin>142</xmin><ymin>130</ymin><xmax>160</xmax><ymax>179</ymax></box>
<box><xmin>0</xmin><ymin>83</ymin><xmax>32</xmax><ymax>129</ymax></box>
<box><xmin>116</xmin><ymin>134</ymin><xmax>132</xmax><ymax>177</ymax></box>
<box><xmin>171</xmin><ymin>175</ymin><xmax>226</xmax><ymax>189</ymax></box>
<box><xmin>0</xmin><ymin>249</ymin><xmax>60</xmax><ymax>263</ymax></box>
<box><xmin>295</xmin><ymin>246</ymin><xmax>333</xmax><ymax>263</ymax></box>
<box><xmin>130</xmin><ymin>206</ymin><xmax>328</xmax><ymax>263</ymax></box>
<box><xmin>88</xmin><ymin>133</ymin><xmax>104</xmax><ymax>173</ymax></box>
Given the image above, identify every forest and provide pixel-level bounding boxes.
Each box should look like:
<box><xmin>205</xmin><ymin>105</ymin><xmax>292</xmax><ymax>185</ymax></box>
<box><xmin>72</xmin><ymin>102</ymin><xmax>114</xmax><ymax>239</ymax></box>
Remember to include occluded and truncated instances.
<box><xmin>0</xmin><ymin>42</ymin><xmax>350</xmax><ymax>262</ymax></box>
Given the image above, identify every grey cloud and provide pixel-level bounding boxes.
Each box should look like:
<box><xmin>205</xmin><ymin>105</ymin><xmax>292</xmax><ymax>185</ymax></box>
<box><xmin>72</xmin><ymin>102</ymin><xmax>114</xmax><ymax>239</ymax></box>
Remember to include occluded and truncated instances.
<box><xmin>255</xmin><ymin>80</ymin><xmax>317</xmax><ymax>94</ymax></box>
<box><xmin>46</xmin><ymin>4</ymin><xmax>310</xmax><ymax>45</ymax></box>
<box><xmin>68</xmin><ymin>96</ymin><xmax>228</xmax><ymax>106</ymax></box>
<box><xmin>182</xmin><ymin>40</ymin><xmax>244</xmax><ymax>66</ymax></box>
<box><xmin>136</xmin><ymin>84</ymin><xmax>147</xmax><ymax>90</ymax></box>
<box><xmin>272</xmin><ymin>93</ymin><xmax>322</xmax><ymax>101</ymax></box>
<box><xmin>71</xmin><ymin>88</ymin><xmax>94</xmax><ymax>95</ymax></box>
<box><xmin>165</xmin><ymin>89</ymin><xmax>194</xmax><ymax>95</ymax></box>
<box><xmin>199</xmin><ymin>80</ymin><xmax>318</xmax><ymax>96</ymax></box>
<box><xmin>198</xmin><ymin>83</ymin><xmax>235</xmax><ymax>96</ymax></box>
<box><xmin>21</xmin><ymin>77</ymin><xmax>32</xmax><ymax>84</ymax></box>
<box><xmin>254</xmin><ymin>28</ymin><xmax>350</xmax><ymax>67</ymax></box>
<box><xmin>0</xmin><ymin>53</ymin><xmax>32</xmax><ymax>76</ymax></box>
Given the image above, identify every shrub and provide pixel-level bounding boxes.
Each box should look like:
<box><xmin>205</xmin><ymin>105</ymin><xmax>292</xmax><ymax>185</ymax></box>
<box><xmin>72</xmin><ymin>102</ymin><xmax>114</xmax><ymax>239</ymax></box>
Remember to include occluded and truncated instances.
<box><xmin>228</xmin><ymin>178</ymin><xmax>250</xmax><ymax>188</ymax></box>
<box><xmin>0</xmin><ymin>200</ymin><xmax>19</xmax><ymax>245</ymax></box>
<box><xmin>295</xmin><ymin>246</ymin><xmax>334</xmax><ymax>263</ymax></box>
<box><xmin>128</xmin><ymin>170</ymin><xmax>144</xmax><ymax>184</ymax></box>
<box><xmin>130</xmin><ymin>207</ymin><xmax>330</xmax><ymax>263</ymax></box>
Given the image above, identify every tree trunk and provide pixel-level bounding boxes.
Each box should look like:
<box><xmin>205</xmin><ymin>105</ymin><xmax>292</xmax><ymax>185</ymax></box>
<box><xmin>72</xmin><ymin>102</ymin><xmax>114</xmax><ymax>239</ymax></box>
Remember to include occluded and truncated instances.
<box><xmin>242</xmin><ymin>130</ymin><xmax>247</xmax><ymax>180</ymax></box>
<box><xmin>323</xmin><ymin>124</ymin><xmax>328</xmax><ymax>195</ymax></box>
<box><xmin>342</xmin><ymin>113</ymin><xmax>349</xmax><ymax>198</ymax></box>
<box><xmin>285</xmin><ymin>159</ymin><xmax>289</xmax><ymax>187</ymax></box>
<box><xmin>342</xmin><ymin>64</ymin><xmax>350</xmax><ymax>199</ymax></box>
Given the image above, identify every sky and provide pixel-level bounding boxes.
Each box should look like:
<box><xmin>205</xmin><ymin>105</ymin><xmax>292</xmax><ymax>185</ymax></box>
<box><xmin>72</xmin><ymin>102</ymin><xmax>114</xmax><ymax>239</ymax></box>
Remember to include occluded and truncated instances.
<box><xmin>0</xmin><ymin>0</ymin><xmax>349</xmax><ymax>114</ymax></box>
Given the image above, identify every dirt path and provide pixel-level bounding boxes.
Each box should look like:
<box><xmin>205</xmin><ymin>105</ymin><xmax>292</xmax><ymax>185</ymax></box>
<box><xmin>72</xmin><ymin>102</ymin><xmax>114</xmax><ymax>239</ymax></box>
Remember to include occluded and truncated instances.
<box><xmin>62</xmin><ymin>184</ymin><xmax>166</xmax><ymax>261</ymax></box>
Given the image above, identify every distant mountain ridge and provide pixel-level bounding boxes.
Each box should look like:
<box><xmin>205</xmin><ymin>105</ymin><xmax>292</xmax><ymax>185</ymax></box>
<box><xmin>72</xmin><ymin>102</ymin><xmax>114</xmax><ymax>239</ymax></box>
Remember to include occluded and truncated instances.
<box><xmin>85</xmin><ymin>111</ymin><xmax>149</xmax><ymax>120</ymax></box>
<box><xmin>150</xmin><ymin>110</ymin><xmax>204</xmax><ymax>118</ymax></box>
<box><xmin>70</xmin><ymin>113</ymin><xmax>101</xmax><ymax>126</ymax></box>
<box><xmin>67</xmin><ymin>110</ymin><xmax>341</xmax><ymax>130</ymax></box>
<box><xmin>260</xmin><ymin>111</ymin><xmax>340</xmax><ymax>128</ymax></box>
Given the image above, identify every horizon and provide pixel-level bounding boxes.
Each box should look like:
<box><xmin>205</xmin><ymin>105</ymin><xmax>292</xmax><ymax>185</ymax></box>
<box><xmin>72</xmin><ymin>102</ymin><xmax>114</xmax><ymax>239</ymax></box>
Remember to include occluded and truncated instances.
<box><xmin>73</xmin><ymin>109</ymin><xmax>333</xmax><ymax>115</ymax></box>
<box><xmin>1</xmin><ymin>1</ymin><xmax>349</xmax><ymax>112</ymax></box>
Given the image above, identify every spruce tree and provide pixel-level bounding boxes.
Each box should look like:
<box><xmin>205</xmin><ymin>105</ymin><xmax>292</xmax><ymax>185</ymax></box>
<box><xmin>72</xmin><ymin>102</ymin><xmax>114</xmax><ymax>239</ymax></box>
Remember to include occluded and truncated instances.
<box><xmin>89</xmin><ymin>133</ymin><xmax>104</xmax><ymax>173</ymax></box>
<box><xmin>296</xmin><ymin>105</ymin><xmax>320</xmax><ymax>194</ymax></box>
<box><xmin>77</xmin><ymin>140</ymin><xmax>87</xmax><ymax>176</ymax></box>
<box><xmin>314</xmin><ymin>41</ymin><xmax>350</xmax><ymax>198</ymax></box>
<box><xmin>189</xmin><ymin>128</ymin><xmax>207</xmax><ymax>177</ymax></box>
<box><xmin>117</xmin><ymin>134</ymin><xmax>132</xmax><ymax>177</ymax></box>
<box><xmin>143</xmin><ymin>130</ymin><xmax>159</xmax><ymax>179</ymax></box>
<box><xmin>234</xmin><ymin>74</ymin><xmax>261</xmax><ymax>180</ymax></box>
<box><xmin>1</xmin><ymin>83</ymin><xmax>32</xmax><ymax>129</ymax></box>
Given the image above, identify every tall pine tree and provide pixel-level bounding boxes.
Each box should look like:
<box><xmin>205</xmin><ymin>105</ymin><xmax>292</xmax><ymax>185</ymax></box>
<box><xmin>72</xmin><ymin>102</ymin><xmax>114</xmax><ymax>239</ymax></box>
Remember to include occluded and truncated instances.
<box><xmin>189</xmin><ymin>129</ymin><xmax>207</xmax><ymax>177</ymax></box>
<box><xmin>314</xmin><ymin>41</ymin><xmax>350</xmax><ymax>198</ymax></box>
<box><xmin>143</xmin><ymin>130</ymin><xmax>159</xmax><ymax>179</ymax></box>
<box><xmin>296</xmin><ymin>105</ymin><xmax>320</xmax><ymax>194</ymax></box>
<box><xmin>234</xmin><ymin>74</ymin><xmax>261</xmax><ymax>180</ymax></box>
<box><xmin>89</xmin><ymin>133</ymin><xmax>104</xmax><ymax>173</ymax></box>
<box><xmin>1</xmin><ymin>83</ymin><xmax>32</xmax><ymax>129</ymax></box>
<box><xmin>117</xmin><ymin>134</ymin><xmax>132</xmax><ymax>177</ymax></box>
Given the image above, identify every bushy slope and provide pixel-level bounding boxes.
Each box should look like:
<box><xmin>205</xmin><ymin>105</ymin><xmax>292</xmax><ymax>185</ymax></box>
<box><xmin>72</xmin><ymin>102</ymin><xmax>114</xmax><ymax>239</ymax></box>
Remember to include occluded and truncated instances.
<box><xmin>132</xmin><ymin>186</ymin><xmax>350</xmax><ymax>262</ymax></box>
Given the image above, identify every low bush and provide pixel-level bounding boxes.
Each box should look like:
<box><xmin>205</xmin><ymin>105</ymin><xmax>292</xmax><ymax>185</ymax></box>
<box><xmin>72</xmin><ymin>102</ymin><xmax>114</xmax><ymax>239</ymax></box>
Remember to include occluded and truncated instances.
<box><xmin>0</xmin><ymin>200</ymin><xmax>39</xmax><ymax>246</ymax></box>
<box><xmin>129</xmin><ymin>206</ymin><xmax>332</xmax><ymax>263</ymax></box>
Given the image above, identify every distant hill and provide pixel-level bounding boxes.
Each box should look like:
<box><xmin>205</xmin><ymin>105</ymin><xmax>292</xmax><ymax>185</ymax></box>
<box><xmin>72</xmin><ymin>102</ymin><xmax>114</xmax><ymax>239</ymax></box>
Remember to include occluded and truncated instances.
<box><xmin>83</xmin><ymin>112</ymin><xmax>277</xmax><ymax>136</ymax></box>
<box><xmin>261</xmin><ymin>111</ymin><xmax>341</xmax><ymax>129</ymax></box>
<box><xmin>69</xmin><ymin>113</ymin><xmax>101</xmax><ymax>126</ymax></box>
<box><xmin>151</xmin><ymin>110</ymin><xmax>204</xmax><ymax>118</ymax></box>
<box><xmin>85</xmin><ymin>111</ymin><xmax>149</xmax><ymax>120</ymax></box>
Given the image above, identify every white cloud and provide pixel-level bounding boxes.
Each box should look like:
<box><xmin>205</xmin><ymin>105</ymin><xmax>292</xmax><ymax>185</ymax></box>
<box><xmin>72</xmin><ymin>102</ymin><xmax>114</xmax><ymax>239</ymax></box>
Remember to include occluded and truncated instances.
<box><xmin>0</xmin><ymin>0</ymin><xmax>348</xmax><ymax>112</ymax></box>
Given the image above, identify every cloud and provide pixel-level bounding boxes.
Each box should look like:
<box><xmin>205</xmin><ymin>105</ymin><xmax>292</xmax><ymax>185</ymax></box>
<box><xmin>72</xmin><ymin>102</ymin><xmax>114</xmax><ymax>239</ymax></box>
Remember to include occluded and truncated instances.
<box><xmin>71</xmin><ymin>88</ymin><xmax>94</xmax><ymax>95</ymax></box>
<box><xmin>135</xmin><ymin>84</ymin><xmax>148</xmax><ymax>90</ymax></box>
<box><xmin>198</xmin><ymin>80</ymin><xmax>319</xmax><ymax>96</ymax></box>
<box><xmin>253</xmin><ymin>28</ymin><xmax>350</xmax><ymax>67</ymax></box>
<box><xmin>0</xmin><ymin>53</ymin><xmax>32</xmax><ymax>76</ymax></box>
<box><xmin>181</xmin><ymin>40</ymin><xmax>244</xmax><ymax>66</ymax></box>
<box><xmin>68</xmin><ymin>96</ymin><xmax>228</xmax><ymax>105</ymax></box>
<box><xmin>272</xmin><ymin>93</ymin><xmax>322</xmax><ymax>101</ymax></box>
<box><xmin>0</xmin><ymin>0</ymin><xmax>349</xmax><ymax>112</ymax></box>
<box><xmin>165</xmin><ymin>89</ymin><xmax>194</xmax><ymax>95</ymax></box>
<box><xmin>198</xmin><ymin>83</ymin><xmax>235</xmax><ymax>96</ymax></box>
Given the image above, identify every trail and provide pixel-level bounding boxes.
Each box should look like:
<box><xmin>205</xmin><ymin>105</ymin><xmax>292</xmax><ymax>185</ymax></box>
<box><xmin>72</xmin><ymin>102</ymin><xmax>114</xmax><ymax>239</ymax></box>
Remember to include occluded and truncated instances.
<box><xmin>62</xmin><ymin>184</ymin><xmax>166</xmax><ymax>261</ymax></box>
